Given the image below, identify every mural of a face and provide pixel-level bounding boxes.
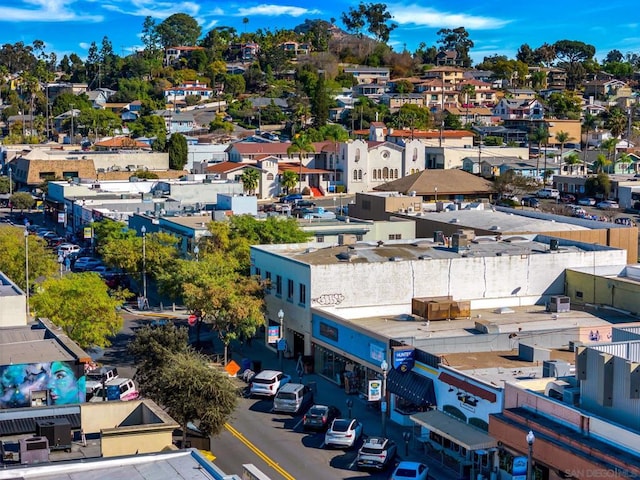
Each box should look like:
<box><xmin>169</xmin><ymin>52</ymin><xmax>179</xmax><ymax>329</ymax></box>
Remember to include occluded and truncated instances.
<box><xmin>47</xmin><ymin>361</ymin><xmax>85</xmax><ymax>405</ymax></box>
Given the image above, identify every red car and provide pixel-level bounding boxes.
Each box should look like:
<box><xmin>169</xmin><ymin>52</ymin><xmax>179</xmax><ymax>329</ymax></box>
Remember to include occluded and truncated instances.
<box><xmin>560</xmin><ymin>193</ymin><xmax>576</xmax><ymax>203</ymax></box>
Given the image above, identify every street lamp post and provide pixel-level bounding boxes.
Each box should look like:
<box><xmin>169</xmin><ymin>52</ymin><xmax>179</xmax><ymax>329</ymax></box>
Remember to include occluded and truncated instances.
<box><xmin>89</xmin><ymin>219</ymin><xmax>95</xmax><ymax>255</ymax></box>
<box><xmin>8</xmin><ymin>166</ymin><xmax>12</xmax><ymax>196</ymax></box>
<box><xmin>24</xmin><ymin>229</ymin><xmax>29</xmax><ymax>318</ymax></box>
<box><xmin>69</xmin><ymin>104</ymin><xmax>75</xmax><ymax>144</ymax></box>
<box><xmin>278</xmin><ymin>309</ymin><xmax>285</xmax><ymax>371</ymax></box>
<box><xmin>141</xmin><ymin>226</ymin><xmax>147</xmax><ymax>302</ymax></box>
<box><xmin>381</xmin><ymin>359</ymin><xmax>388</xmax><ymax>437</ymax></box>
<box><xmin>526</xmin><ymin>430</ymin><xmax>535</xmax><ymax>480</ymax></box>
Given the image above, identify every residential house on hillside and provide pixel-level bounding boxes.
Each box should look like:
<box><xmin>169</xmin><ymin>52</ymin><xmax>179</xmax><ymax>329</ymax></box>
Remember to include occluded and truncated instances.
<box><xmin>94</xmin><ymin>136</ymin><xmax>151</xmax><ymax>151</ymax></box>
<box><xmin>473</xmin><ymin>125</ymin><xmax>528</xmax><ymax>146</ymax></box>
<box><xmin>528</xmin><ymin>66</ymin><xmax>567</xmax><ymax>90</ymax></box>
<box><xmin>505</xmin><ymin>88</ymin><xmax>537</xmax><ymax>100</ymax></box>
<box><xmin>445</xmin><ymin>106</ymin><xmax>495</xmax><ymax>126</ymax></box>
<box><xmin>492</xmin><ymin>98</ymin><xmax>544</xmax><ymax>121</ymax></box>
<box><xmin>280</xmin><ymin>41</ymin><xmax>311</xmax><ymax>56</ymax></box>
<box><xmin>362</xmin><ymin>123</ymin><xmax>475</xmax><ymax>148</ymax></box>
<box><xmin>86</xmin><ymin>88</ymin><xmax>116</xmax><ymax>108</ymax></box>
<box><xmin>343</xmin><ymin>66</ymin><xmax>390</xmax><ymax>86</ymax></box>
<box><xmin>456</xmin><ymin>79</ymin><xmax>497</xmax><ymax>107</ymax></box>
<box><xmin>414</xmin><ymin>79</ymin><xmax>458</xmax><ymax>109</ymax></box>
<box><xmin>154</xmin><ymin>110</ymin><xmax>196</xmax><ymax>134</ymax></box>
<box><xmin>583</xmin><ymin>79</ymin><xmax>632</xmax><ymax>101</ymax></box>
<box><xmin>164</xmin><ymin>46</ymin><xmax>205</xmax><ymax>66</ymax></box>
<box><xmin>163</xmin><ymin>81</ymin><xmax>213</xmax><ymax>104</ymax></box>
<box><xmin>422</xmin><ymin>66</ymin><xmax>465</xmax><ymax>86</ymax></box>
<box><xmin>436</xmin><ymin>49</ymin><xmax>464</xmax><ymax>66</ymax></box>
<box><xmin>380</xmin><ymin>93</ymin><xmax>426</xmax><ymax>111</ymax></box>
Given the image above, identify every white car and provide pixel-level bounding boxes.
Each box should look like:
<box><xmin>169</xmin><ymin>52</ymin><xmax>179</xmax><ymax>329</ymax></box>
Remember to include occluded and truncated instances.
<box><xmin>324</xmin><ymin>418</ymin><xmax>363</xmax><ymax>449</ymax></box>
<box><xmin>249</xmin><ymin>370</ymin><xmax>291</xmax><ymax>398</ymax></box>
<box><xmin>578</xmin><ymin>197</ymin><xmax>596</xmax><ymax>206</ymax></box>
<box><xmin>389</xmin><ymin>461</ymin><xmax>429</xmax><ymax>480</ymax></box>
<box><xmin>596</xmin><ymin>200</ymin><xmax>619</xmax><ymax>210</ymax></box>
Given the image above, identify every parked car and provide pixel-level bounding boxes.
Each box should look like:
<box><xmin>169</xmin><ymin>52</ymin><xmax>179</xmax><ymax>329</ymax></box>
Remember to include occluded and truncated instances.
<box><xmin>249</xmin><ymin>370</ymin><xmax>291</xmax><ymax>398</ymax></box>
<box><xmin>72</xmin><ymin>257</ymin><xmax>103</xmax><ymax>272</ymax></box>
<box><xmin>596</xmin><ymin>200</ymin><xmax>619</xmax><ymax>210</ymax></box>
<box><xmin>389</xmin><ymin>461</ymin><xmax>429</xmax><ymax>480</ymax></box>
<box><xmin>85</xmin><ymin>366</ymin><xmax>119</xmax><ymax>398</ymax></box>
<box><xmin>272</xmin><ymin>383</ymin><xmax>314</xmax><ymax>414</ymax></box>
<box><xmin>536</xmin><ymin>188</ymin><xmax>560</xmax><ymax>199</ymax></box>
<box><xmin>303</xmin><ymin>405</ymin><xmax>341</xmax><ymax>431</ymax></box>
<box><xmin>356</xmin><ymin>436</ymin><xmax>397</xmax><ymax>470</ymax></box>
<box><xmin>279</xmin><ymin>193</ymin><xmax>303</xmax><ymax>204</ymax></box>
<box><xmin>324</xmin><ymin>418</ymin><xmax>363</xmax><ymax>449</ymax></box>
<box><xmin>560</xmin><ymin>193</ymin><xmax>576</xmax><ymax>203</ymax></box>
<box><xmin>89</xmin><ymin>377</ymin><xmax>138</xmax><ymax>402</ymax></box>
<box><xmin>294</xmin><ymin>200</ymin><xmax>316</xmax><ymax>208</ymax></box>
<box><xmin>57</xmin><ymin>243</ymin><xmax>81</xmax><ymax>257</ymax></box>
<box><xmin>567</xmin><ymin>205</ymin><xmax>587</xmax><ymax>217</ymax></box>
<box><xmin>578</xmin><ymin>197</ymin><xmax>596</xmax><ymax>206</ymax></box>
<box><xmin>521</xmin><ymin>197</ymin><xmax>540</xmax><ymax>208</ymax></box>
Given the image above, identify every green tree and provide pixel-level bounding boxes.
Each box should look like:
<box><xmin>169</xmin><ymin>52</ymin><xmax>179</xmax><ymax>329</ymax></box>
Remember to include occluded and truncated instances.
<box><xmin>529</xmin><ymin>125</ymin><xmax>550</xmax><ymax>181</ymax></box>
<box><xmin>281</xmin><ymin>170</ymin><xmax>298</xmax><ymax>194</ymax></box>
<box><xmin>604</xmin><ymin>106</ymin><xmax>627</xmax><ymax>139</ymax></box>
<box><xmin>594</xmin><ymin>153</ymin><xmax>612</xmax><ymax>174</ymax></box>
<box><xmin>585</xmin><ymin>172</ymin><xmax>611</xmax><ymax>197</ymax></box>
<box><xmin>156</xmin><ymin>13</ymin><xmax>202</xmax><ymax>49</ymax></box>
<box><xmin>436</xmin><ymin>27</ymin><xmax>474</xmax><ymax>67</ymax></box>
<box><xmin>9</xmin><ymin>192</ymin><xmax>35</xmax><ymax>211</ymax></box>
<box><xmin>167</xmin><ymin>133</ymin><xmax>188</xmax><ymax>170</ymax></box>
<box><xmin>616</xmin><ymin>152</ymin><xmax>633</xmax><ymax>174</ymax></box>
<box><xmin>582</xmin><ymin>112</ymin><xmax>598</xmax><ymax>169</ymax></box>
<box><xmin>546</xmin><ymin>91</ymin><xmax>582</xmax><ymax>119</ymax></box>
<box><xmin>30</xmin><ymin>273</ymin><xmax>123</xmax><ymax>348</ymax></box>
<box><xmin>311</xmin><ymin>71</ymin><xmax>329</xmax><ymax>128</ymax></box>
<box><xmin>287</xmin><ymin>135</ymin><xmax>316</xmax><ymax>193</ymax></box>
<box><xmin>564</xmin><ymin>152</ymin><xmax>582</xmax><ymax>175</ymax></box>
<box><xmin>493</xmin><ymin>170</ymin><xmax>539</xmax><ymax>198</ymax></box>
<box><xmin>554</xmin><ymin>131</ymin><xmax>573</xmax><ymax>160</ymax></box>
<box><xmin>0</xmin><ymin>176</ymin><xmax>12</xmax><ymax>194</ymax></box>
<box><xmin>443</xmin><ymin>112</ymin><xmax>462</xmax><ymax>130</ymax></box>
<box><xmin>240</xmin><ymin>168</ymin><xmax>260</xmax><ymax>195</ymax></box>
<box><xmin>0</xmin><ymin>226</ymin><xmax>56</xmax><ymax>292</ymax></box>
<box><xmin>553</xmin><ymin>39</ymin><xmax>596</xmax><ymax>89</ymax></box>
<box><xmin>129</xmin><ymin>325</ymin><xmax>237</xmax><ymax>446</ymax></box>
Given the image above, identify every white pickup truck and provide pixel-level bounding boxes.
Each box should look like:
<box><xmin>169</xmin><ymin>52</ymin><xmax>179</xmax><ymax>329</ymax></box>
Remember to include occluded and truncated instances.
<box><xmin>85</xmin><ymin>366</ymin><xmax>119</xmax><ymax>399</ymax></box>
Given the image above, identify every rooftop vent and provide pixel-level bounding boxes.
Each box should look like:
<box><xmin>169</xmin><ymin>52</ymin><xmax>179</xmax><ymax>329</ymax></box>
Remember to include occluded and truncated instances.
<box><xmin>489</xmin><ymin>225</ymin><xmax>501</xmax><ymax>231</ymax></box>
<box><xmin>494</xmin><ymin>307</ymin><xmax>515</xmax><ymax>314</ymax></box>
<box><xmin>389</xmin><ymin>256</ymin><xmax>403</xmax><ymax>262</ymax></box>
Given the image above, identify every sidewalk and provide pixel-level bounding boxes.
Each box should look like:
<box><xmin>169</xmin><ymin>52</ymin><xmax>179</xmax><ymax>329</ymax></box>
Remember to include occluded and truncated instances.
<box><xmin>227</xmin><ymin>337</ymin><xmax>458</xmax><ymax>480</ymax></box>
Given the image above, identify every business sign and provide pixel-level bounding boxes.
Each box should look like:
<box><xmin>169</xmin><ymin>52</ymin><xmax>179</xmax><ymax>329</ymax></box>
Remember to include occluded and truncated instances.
<box><xmin>57</xmin><ymin>212</ymin><xmax>65</xmax><ymax>224</ymax></box>
<box><xmin>83</xmin><ymin>227</ymin><xmax>93</xmax><ymax>239</ymax></box>
<box><xmin>511</xmin><ymin>456</ymin><xmax>527</xmax><ymax>480</ymax></box>
<box><xmin>267</xmin><ymin>326</ymin><xmax>280</xmax><ymax>344</ymax></box>
<box><xmin>368</xmin><ymin>380</ymin><xmax>382</xmax><ymax>401</ymax></box>
<box><xmin>393</xmin><ymin>347</ymin><xmax>415</xmax><ymax>372</ymax></box>
<box><xmin>369</xmin><ymin>343</ymin><xmax>385</xmax><ymax>363</ymax></box>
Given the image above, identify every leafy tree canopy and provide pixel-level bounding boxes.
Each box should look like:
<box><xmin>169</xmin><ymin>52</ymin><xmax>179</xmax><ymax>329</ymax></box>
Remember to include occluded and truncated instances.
<box><xmin>156</xmin><ymin>13</ymin><xmax>202</xmax><ymax>48</ymax></box>
<box><xmin>167</xmin><ymin>132</ymin><xmax>188</xmax><ymax>170</ymax></box>
<box><xmin>0</xmin><ymin>227</ymin><xmax>57</xmax><ymax>292</ymax></box>
<box><xmin>31</xmin><ymin>273</ymin><xmax>123</xmax><ymax>348</ymax></box>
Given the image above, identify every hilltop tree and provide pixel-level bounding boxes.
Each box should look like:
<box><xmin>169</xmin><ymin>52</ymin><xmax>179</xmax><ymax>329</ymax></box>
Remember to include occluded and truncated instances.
<box><xmin>553</xmin><ymin>40</ymin><xmax>596</xmax><ymax>89</ymax></box>
<box><xmin>436</xmin><ymin>27</ymin><xmax>474</xmax><ymax>67</ymax></box>
<box><xmin>341</xmin><ymin>2</ymin><xmax>397</xmax><ymax>43</ymax></box>
<box><xmin>311</xmin><ymin>71</ymin><xmax>329</xmax><ymax>127</ymax></box>
<box><xmin>156</xmin><ymin>13</ymin><xmax>202</xmax><ymax>48</ymax></box>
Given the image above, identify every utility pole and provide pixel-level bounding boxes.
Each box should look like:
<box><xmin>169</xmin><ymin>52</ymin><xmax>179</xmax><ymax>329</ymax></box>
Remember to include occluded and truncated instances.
<box><xmin>69</xmin><ymin>103</ymin><xmax>75</xmax><ymax>145</ymax></box>
<box><xmin>439</xmin><ymin>75</ymin><xmax>445</xmax><ymax>147</ymax></box>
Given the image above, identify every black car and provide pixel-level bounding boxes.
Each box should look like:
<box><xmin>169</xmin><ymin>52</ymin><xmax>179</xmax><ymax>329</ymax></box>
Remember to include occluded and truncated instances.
<box><xmin>302</xmin><ymin>405</ymin><xmax>341</xmax><ymax>431</ymax></box>
<box><xmin>522</xmin><ymin>197</ymin><xmax>540</xmax><ymax>208</ymax></box>
<box><xmin>294</xmin><ymin>200</ymin><xmax>316</xmax><ymax>208</ymax></box>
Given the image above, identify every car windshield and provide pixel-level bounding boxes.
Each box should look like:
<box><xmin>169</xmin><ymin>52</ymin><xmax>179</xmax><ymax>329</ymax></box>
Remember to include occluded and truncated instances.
<box><xmin>361</xmin><ymin>446</ymin><xmax>384</xmax><ymax>454</ymax></box>
<box><xmin>309</xmin><ymin>407</ymin><xmax>326</xmax><ymax>416</ymax></box>
<box><xmin>395</xmin><ymin>468</ymin><xmax>417</xmax><ymax>477</ymax></box>
<box><xmin>252</xmin><ymin>377</ymin><xmax>275</xmax><ymax>384</ymax></box>
<box><xmin>332</xmin><ymin>420</ymin><xmax>351</xmax><ymax>432</ymax></box>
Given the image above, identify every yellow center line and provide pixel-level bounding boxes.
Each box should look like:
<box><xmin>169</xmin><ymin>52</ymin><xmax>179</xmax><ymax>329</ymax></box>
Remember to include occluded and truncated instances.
<box><xmin>224</xmin><ymin>423</ymin><xmax>296</xmax><ymax>480</ymax></box>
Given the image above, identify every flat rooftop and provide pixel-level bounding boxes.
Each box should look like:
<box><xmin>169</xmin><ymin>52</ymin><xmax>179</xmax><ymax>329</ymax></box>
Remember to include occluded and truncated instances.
<box><xmin>256</xmin><ymin>234</ymin><xmax>613</xmax><ymax>266</ymax></box>
<box><xmin>0</xmin><ymin>449</ymin><xmax>222</xmax><ymax>480</ymax></box>
<box><xmin>0</xmin><ymin>339</ymin><xmax>75</xmax><ymax>365</ymax></box>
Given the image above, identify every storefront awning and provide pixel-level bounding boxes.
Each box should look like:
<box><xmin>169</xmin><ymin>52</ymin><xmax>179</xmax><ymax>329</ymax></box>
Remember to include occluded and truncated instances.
<box><xmin>410</xmin><ymin>410</ymin><xmax>497</xmax><ymax>451</ymax></box>
<box><xmin>387</xmin><ymin>369</ymin><xmax>435</xmax><ymax>406</ymax></box>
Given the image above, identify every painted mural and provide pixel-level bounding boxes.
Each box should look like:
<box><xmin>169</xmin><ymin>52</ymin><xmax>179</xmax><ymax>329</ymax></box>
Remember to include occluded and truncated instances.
<box><xmin>0</xmin><ymin>361</ymin><xmax>86</xmax><ymax>409</ymax></box>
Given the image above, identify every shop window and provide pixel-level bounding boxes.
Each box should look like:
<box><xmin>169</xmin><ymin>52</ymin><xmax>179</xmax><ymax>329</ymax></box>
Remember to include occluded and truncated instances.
<box><xmin>255</xmin><ymin>267</ymin><xmax>261</xmax><ymax>277</ymax></box>
<box><xmin>265</xmin><ymin>272</ymin><xmax>271</xmax><ymax>292</ymax></box>
<box><xmin>276</xmin><ymin>275</ymin><xmax>282</xmax><ymax>296</ymax></box>
<box><xmin>299</xmin><ymin>284</ymin><xmax>306</xmax><ymax>305</ymax></box>
<box><xmin>287</xmin><ymin>279</ymin><xmax>294</xmax><ymax>300</ymax></box>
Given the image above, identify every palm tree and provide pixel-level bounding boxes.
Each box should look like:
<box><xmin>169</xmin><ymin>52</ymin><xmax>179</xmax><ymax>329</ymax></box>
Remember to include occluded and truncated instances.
<box><xmin>240</xmin><ymin>168</ymin><xmax>260</xmax><ymax>195</ymax></box>
<box><xmin>530</xmin><ymin>125</ymin><xmax>550</xmax><ymax>183</ymax></box>
<box><xmin>459</xmin><ymin>84</ymin><xmax>476</xmax><ymax>126</ymax></box>
<box><xmin>616</xmin><ymin>152</ymin><xmax>633</xmax><ymax>174</ymax></box>
<box><xmin>287</xmin><ymin>134</ymin><xmax>315</xmax><ymax>194</ymax></box>
<box><xmin>554</xmin><ymin>131</ymin><xmax>573</xmax><ymax>163</ymax></box>
<box><xmin>600</xmin><ymin>137</ymin><xmax>617</xmax><ymax>172</ymax></box>
<box><xmin>281</xmin><ymin>170</ymin><xmax>298</xmax><ymax>194</ymax></box>
<box><xmin>594</xmin><ymin>154</ymin><xmax>612</xmax><ymax>174</ymax></box>
<box><xmin>582</xmin><ymin>113</ymin><xmax>598</xmax><ymax>170</ymax></box>
<box><xmin>564</xmin><ymin>152</ymin><xmax>582</xmax><ymax>175</ymax></box>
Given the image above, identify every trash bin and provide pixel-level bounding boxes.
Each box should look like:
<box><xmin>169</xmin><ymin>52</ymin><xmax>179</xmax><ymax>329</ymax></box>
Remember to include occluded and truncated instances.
<box><xmin>241</xmin><ymin>358</ymin><xmax>251</xmax><ymax>373</ymax></box>
<box><xmin>252</xmin><ymin>360</ymin><xmax>262</xmax><ymax>374</ymax></box>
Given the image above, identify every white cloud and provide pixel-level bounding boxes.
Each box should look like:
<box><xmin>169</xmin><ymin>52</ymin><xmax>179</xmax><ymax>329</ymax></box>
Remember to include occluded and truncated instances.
<box><xmin>101</xmin><ymin>0</ymin><xmax>201</xmax><ymax>19</ymax></box>
<box><xmin>389</xmin><ymin>4</ymin><xmax>510</xmax><ymax>30</ymax></box>
<box><xmin>79</xmin><ymin>42</ymin><xmax>90</xmax><ymax>50</ymax></box>
<box><xmin>235</xmin><ymin>4</ymin><xmax>321</xmax><ymax>17</ymax></box>
<box><xmin>0</xmin><ymin>0</ymin><xmax>102</xmax><ymax>22</ymax></box>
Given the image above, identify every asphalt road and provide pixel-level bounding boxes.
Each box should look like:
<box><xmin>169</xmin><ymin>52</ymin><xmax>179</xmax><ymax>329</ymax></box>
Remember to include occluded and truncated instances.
<box><xmin>212</xmin><ymin>390</ymin><xmax>394</xmax><ymax>480</ymax></box>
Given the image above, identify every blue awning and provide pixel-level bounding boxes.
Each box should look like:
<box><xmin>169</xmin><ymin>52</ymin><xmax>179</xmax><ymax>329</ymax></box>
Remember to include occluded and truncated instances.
<box><xmin>386</xmin><ymin>368</ymin><xmax>435</xmax><ymax>406</ymax></box>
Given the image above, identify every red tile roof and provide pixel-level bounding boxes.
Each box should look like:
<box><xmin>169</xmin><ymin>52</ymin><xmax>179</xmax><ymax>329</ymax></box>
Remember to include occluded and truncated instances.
<box><xmin>205</xmin><ymin>161</ymin><xmax>247</xmax><ymax>173</ymax></box>
<box><xmin>94</xmin><ymin>137</ymin><xmax>149</xmax><ymax>148</ymax></box>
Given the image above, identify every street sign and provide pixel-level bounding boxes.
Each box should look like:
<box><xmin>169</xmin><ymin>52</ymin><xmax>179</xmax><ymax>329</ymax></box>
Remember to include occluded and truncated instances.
<box><xmin>268</xmin><ymin>326</ymin><xmax>280</xmax><ymax>344</ymax></box>
<box><xmin>188</xmin><ymin>315</ymin><xmax>197</xmax><ymax>326</ymax></box>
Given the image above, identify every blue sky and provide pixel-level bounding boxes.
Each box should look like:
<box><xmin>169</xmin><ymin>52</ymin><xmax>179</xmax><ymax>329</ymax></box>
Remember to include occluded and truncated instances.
<box><xmin>0</xmin><ymin>0</ymin><xmax>638</xmax><ymax>64</ymax></box>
